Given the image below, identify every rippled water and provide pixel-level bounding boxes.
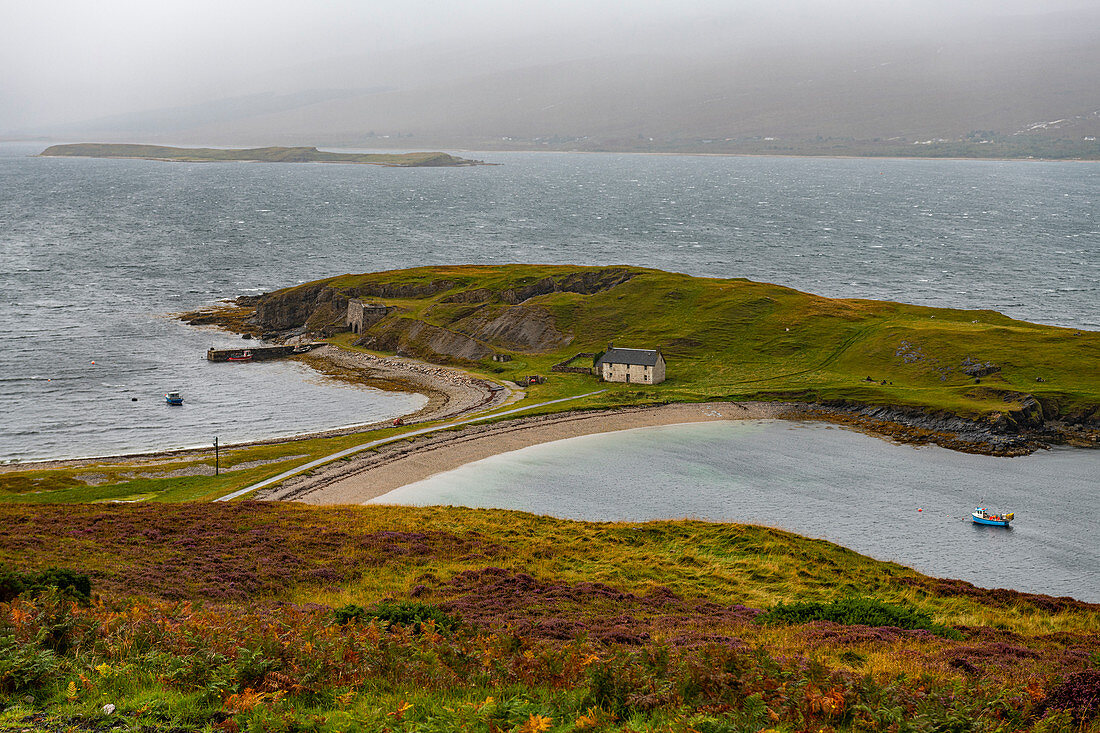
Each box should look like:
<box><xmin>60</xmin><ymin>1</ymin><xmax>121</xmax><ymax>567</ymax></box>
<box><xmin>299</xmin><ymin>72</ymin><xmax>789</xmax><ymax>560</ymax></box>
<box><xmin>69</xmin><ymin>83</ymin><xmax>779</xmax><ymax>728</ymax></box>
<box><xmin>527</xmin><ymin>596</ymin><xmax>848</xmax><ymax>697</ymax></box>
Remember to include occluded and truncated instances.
<box><xmin>376</xmin><ymin>420</ymin><xmax>1100</xmax><ymax>601</ymax></box>
<box><xmin>2</xmin><ymin>142</ymin><xmax>1097</xmax><ymax>460</ymax></box>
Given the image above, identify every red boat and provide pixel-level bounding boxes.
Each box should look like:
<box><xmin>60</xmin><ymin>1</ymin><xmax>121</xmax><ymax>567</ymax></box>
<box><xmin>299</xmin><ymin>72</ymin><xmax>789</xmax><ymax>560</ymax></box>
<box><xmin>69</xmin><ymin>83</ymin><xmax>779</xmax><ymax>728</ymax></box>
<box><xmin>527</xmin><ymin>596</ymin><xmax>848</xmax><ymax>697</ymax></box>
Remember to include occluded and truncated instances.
<box><xmin>227</xmin><ymin>350</ymin><xmax>253</xmax><ymax>362</ymax></box>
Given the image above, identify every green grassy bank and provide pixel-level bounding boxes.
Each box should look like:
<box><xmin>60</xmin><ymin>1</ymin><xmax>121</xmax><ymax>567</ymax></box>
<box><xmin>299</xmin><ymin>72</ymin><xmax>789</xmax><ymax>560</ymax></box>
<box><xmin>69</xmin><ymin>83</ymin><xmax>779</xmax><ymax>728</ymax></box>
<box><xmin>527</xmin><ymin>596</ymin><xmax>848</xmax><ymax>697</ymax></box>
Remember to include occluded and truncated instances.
<box><xmin>0</xmin><ymin>503</ymin><xmax>1097</xmax><ymax>731</ymax></box>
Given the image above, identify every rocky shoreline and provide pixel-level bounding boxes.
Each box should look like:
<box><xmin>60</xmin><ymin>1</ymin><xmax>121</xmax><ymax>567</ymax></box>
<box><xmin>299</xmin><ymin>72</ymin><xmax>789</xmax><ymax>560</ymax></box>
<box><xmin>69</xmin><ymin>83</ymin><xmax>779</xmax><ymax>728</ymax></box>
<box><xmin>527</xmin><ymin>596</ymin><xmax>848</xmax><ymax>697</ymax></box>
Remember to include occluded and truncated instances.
<box><xmin>803</xmin><ymin>401</ymin><xmax>1099</xmax><ymax>457</ymax></box>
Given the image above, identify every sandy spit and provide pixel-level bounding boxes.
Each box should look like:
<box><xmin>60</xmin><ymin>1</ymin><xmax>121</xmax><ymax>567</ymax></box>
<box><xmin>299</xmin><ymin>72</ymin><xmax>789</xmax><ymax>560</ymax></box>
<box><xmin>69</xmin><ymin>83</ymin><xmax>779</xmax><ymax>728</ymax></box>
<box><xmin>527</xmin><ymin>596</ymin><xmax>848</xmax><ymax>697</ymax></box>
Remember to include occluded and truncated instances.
<box><xmin>261</xmin><ymin>401</ymin><xmax>798</xmax><ymax>505</ymax></box>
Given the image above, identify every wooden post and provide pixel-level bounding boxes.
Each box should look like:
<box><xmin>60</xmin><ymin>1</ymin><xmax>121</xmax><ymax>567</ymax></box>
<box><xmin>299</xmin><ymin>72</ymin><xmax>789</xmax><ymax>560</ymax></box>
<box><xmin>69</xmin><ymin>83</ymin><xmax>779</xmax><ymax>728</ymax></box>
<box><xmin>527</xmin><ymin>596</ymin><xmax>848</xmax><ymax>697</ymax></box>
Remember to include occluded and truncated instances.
<box><xmin>214</xmin><ymin>436</ymin><xmax>219</xmax><ymax>476</ymax></box>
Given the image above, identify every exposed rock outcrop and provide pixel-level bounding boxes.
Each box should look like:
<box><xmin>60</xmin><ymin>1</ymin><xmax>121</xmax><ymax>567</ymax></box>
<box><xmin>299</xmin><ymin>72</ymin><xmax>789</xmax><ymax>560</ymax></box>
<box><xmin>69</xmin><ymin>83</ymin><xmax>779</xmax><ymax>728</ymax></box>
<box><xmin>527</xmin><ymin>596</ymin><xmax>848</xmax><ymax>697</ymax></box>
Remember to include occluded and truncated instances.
<box><xmin>253</xmin><ymin>284</ymin><xmax>349</xmax><ymax>332</ymax></box>
<box><xmin>454</xmin><ymin>305</ymin><xmax>573</xmax><ymax>353</ymax></box>
<box><xmin>351</xmin><ymin>280</ymin><xmax>455</xmax><ymax>300</ymax></box>
<box><xmin>440</xmin><ymin>288</ymin><xmax>494</xmax><ymax>304</ymax></box>
<box><xmin>500</xmin><ymin>268</ymin><xmax>635</xmax><ymax>304</ymax></box>
<box><xmin>809</xmin><ymin>389</ymin><xmax>1099</xmax><ymax>455</ymax></box>
<box><xmin>356</xmin><ymin>318</ymin><xmax>492</xmax><ymax>364</ymax></box>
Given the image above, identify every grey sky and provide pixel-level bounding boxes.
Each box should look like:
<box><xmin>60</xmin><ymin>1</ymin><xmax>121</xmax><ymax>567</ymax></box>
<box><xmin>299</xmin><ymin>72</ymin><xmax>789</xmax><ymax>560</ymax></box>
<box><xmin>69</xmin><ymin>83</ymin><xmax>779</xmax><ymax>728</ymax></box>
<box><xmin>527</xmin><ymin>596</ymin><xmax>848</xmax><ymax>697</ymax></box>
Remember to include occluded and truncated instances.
<box><xmin>1</xmin><ymin>0</ymin><xmax>1093</xmax><ymax>132</ymax></box>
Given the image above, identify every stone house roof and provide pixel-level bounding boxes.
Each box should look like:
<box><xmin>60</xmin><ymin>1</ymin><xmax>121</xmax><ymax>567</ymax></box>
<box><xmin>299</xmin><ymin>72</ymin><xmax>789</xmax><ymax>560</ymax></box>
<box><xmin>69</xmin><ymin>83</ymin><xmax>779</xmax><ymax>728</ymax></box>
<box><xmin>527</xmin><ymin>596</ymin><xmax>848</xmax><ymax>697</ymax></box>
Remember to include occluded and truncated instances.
<box><xmin>596</xmin><ymin>346</ymin><xmax>662</xmax><ymax>367</ymax></box>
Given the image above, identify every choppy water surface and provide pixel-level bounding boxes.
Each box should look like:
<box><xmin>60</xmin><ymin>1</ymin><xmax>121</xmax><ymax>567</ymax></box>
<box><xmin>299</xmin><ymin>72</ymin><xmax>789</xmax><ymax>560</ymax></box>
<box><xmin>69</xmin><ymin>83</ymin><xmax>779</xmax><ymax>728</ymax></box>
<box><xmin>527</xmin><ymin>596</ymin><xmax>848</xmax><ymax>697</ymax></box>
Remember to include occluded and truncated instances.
<box><xmin>2</xmin><ymin>142</ymin><xmax>1097</xmax><ymax>460</ymax></box>
<box><xmin>376</xmin><ymin>420</ymin><xmax>1100</xmax><ymax>602</ymax></box>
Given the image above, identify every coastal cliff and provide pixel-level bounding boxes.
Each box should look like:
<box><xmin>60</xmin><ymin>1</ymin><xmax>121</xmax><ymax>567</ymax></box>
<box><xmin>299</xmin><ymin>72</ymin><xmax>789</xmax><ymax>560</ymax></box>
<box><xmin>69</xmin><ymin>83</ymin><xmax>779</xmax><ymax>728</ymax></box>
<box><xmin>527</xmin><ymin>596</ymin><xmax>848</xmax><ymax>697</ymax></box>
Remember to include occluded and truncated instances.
<box><xmin>182</xmin><ymin>264</ymin><xmax>1100</xmax><ymax>454</ymax></box>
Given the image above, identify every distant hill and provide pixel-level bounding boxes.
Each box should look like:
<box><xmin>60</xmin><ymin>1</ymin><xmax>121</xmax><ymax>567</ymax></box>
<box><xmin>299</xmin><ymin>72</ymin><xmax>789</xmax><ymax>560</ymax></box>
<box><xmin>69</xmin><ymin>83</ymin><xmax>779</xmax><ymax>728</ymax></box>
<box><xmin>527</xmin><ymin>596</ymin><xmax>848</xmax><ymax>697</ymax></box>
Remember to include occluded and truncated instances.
<box><xmin>38</xmin><ymin>143</ymin><xmax>484</xmax><ymax>167</ymax></box>
<box><xmin>35</xmin><ymin>7</ymin><xmax>1100</xmax><ymax>159</ymax></box>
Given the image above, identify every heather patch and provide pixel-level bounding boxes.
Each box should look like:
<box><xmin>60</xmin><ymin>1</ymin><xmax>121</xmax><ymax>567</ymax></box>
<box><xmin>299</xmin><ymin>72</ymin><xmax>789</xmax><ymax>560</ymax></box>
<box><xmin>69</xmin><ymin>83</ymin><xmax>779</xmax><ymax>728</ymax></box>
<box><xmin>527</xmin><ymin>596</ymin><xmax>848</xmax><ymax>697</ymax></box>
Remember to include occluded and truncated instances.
<box><xmin>1</xmin><ymin>593</ymin><xmax>1077</xmax><ymax>733</ymax></box>
<box><xmin>0</xmin><ymin>504</ymin><xmax>498</xmax><ymax>602</ymax></box>
<box><xmin>0</xmin><ymin>502</ymin><xmax>1096</xmax><ymax>731</ymax></box>
<box><xmin>797</xmin><ymin>619</ymin><xmax>933</xmax><ymax>645</ymax></box>
<box><xmin>905</xmin><ymin>576</ymin><xmax>1098</xmax><ymax>614</ymax></box>
<box><xmin>435</xmin><ymin>567</ymin><xmax>759</xmax><ymax>644</ymax></box>
<box><xmin>358</xmin><ymin>529</ymin><xmax>502</xmax><ymax>566</ymax></box>
<box><xmin>1037</xmin><ymin>669</ymin><xmax>1100</xmax><ymax>725</ymax></box>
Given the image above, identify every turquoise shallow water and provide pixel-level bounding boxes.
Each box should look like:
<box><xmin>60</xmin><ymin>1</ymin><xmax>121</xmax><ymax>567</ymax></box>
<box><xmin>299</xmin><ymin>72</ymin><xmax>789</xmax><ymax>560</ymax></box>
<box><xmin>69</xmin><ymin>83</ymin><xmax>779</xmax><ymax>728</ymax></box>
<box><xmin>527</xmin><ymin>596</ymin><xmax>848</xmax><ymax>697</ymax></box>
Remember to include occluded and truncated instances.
<box><xmin>2</xmin><ymin>142</ymin><xmax>1097</xmax><ymax>460</ymax></box>
<box><xmin>374</xmin><ymin>420</ymin><xmax>1100</xmax><ymax>602</ymax></box>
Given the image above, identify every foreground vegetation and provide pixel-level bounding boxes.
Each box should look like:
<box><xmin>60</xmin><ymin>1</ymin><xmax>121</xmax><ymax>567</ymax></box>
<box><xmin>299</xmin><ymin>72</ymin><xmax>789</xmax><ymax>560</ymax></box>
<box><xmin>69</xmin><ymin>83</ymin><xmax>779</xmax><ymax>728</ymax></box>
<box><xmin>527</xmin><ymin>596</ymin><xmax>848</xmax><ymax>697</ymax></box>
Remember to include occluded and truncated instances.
<box><xmin>1</xmin><ymin>503</ymin><xmax>1098</xmax><ymax>731</ymax></box>
<box><xmin>39</xmin><ymin>144</ymin><xmax>483</xmax><ymax>167</ymax></box>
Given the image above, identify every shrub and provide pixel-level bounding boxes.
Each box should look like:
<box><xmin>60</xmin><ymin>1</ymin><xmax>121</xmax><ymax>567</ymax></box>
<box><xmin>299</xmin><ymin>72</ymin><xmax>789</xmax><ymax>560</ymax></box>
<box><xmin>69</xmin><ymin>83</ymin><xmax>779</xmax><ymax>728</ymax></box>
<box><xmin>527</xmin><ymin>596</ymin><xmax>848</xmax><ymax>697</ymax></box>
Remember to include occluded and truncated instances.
<box><xmin>757</xmin><ymin>596</ymin><xmax>962</xmax><ymax>639</ymax></box>
<box><xmin>332</xmin><ymin>600</ymin><xmax>460</xmax><ymax>634</ymax></box>
<box><xmin>0</xmin><ymin>634</ymin><xmax>59</xmax><ymax>693</ymax></box>
<box><xmin>0</xmin><ymin>565</ymin><xmax>91</xmax><ymax>603</ymax></box>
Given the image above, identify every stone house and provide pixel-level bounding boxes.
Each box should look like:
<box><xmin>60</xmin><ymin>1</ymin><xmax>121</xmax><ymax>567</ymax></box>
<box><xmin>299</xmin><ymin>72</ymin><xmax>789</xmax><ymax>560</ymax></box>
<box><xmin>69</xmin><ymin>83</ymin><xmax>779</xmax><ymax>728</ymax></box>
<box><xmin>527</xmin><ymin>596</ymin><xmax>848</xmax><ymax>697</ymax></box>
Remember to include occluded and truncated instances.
<box><xmin>346</xmin><ymin>300</ymin><xmax>392</xmax><ymax>334</ymax></box>
<box><xmin>595</xmin><ymin>344</ymin><xmax>666</xmax><ymax>385</ymax></box>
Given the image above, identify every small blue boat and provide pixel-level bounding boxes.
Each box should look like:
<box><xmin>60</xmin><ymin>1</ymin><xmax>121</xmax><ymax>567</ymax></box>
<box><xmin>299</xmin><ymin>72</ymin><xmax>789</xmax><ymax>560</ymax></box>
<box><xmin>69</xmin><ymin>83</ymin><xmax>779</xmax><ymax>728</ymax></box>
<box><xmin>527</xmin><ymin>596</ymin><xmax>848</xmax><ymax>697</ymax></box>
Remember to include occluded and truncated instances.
<box><xmin>165</xmin><ymin>391</ymin><xmax>183</xmax><ymax>406</ymax></box>
<box><xmin>972</xmin><ymin>506</ymin><xmax>1013</xmax><ymax>526</ymax></box>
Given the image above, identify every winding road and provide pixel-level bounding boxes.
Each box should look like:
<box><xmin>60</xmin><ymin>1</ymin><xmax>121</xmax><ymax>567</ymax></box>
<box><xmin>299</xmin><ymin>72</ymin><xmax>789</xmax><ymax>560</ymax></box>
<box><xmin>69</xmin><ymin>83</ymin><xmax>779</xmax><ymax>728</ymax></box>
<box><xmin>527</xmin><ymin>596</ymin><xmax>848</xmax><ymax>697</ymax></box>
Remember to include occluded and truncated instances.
<box><xmin>214</xmin><ymin>390</ymin><xmax>607</xmax><ymax>501</ymax></box>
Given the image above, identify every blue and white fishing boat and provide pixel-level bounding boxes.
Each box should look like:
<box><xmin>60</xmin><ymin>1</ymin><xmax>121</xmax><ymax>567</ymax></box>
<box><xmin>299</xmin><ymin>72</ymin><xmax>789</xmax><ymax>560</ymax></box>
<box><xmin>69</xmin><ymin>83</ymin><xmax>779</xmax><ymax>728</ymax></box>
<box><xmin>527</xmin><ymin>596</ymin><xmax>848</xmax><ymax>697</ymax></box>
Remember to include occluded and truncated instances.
<box><xmin>972</xmin><ymin>506</ymin><xmax>1013</xmax><ymax>526</ymax></box>
<box><xmin>165</xmin><ymin>391</ymin><xmax>183</xmax><ymax>406</ymax></box>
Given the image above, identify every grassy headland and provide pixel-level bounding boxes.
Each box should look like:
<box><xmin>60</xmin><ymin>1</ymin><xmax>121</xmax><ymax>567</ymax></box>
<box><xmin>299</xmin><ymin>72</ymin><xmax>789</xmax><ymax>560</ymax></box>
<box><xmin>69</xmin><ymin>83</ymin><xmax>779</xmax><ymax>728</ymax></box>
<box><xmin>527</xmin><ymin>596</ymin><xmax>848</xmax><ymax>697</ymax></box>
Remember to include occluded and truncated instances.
<box><xmin>4</xmin><ymin>263</ymin><xmax>1097</xmax><ymax>505</ymax></box>
<box><xmin>1</xmin><ymin>502</ymin><xmax>1098</xmax><ymax>731</ymax></box>
<box><xmin>219</xmin><ymin>264</ymin><xmax>1100</xmax><ymax>442</ymax></box>
<box><xmin>38</xmin><ymin>143</ymin><xmax>485</xmax><ymax>167</ymax></box>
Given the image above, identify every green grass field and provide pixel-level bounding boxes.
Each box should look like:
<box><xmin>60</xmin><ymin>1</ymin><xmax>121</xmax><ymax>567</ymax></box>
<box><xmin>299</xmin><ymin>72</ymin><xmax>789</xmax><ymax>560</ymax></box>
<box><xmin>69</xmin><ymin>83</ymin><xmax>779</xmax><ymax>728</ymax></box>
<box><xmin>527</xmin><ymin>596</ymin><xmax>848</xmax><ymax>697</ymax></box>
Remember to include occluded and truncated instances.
<box><xmin>304</xmin><ymin>264</ymin><xmax>1100</xmax><ymax>419</ymax></box>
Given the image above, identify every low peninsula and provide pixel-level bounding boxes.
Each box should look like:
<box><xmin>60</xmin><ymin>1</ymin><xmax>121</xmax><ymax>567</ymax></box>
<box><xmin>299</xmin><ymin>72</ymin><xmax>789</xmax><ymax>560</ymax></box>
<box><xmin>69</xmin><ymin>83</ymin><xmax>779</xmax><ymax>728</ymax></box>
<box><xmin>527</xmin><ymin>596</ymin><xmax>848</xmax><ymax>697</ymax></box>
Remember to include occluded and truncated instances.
<box><xmin>38</xmin><ymin>143</ymin><xmax>486</xmax><ymax>167</ymax></box>
<box><xmin>186</xmin><ymin>264</ymin><xmax>1100</xmax><ymax>456</ymax></box>
<box><xmin>6</xmin><ymin>263</ymin><xmax>1098</xmax><ymax>504</ymax></box>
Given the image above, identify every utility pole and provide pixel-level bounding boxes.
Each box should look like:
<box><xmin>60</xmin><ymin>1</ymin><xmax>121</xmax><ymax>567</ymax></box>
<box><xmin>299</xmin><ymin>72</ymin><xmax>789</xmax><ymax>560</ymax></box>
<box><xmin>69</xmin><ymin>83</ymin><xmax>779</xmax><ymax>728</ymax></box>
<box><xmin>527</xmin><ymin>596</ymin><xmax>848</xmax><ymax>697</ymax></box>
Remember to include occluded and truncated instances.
<box><xmin>214</xmin><ymin>436</ymin><xmax>219</xmax><ymax>476</ymax></box>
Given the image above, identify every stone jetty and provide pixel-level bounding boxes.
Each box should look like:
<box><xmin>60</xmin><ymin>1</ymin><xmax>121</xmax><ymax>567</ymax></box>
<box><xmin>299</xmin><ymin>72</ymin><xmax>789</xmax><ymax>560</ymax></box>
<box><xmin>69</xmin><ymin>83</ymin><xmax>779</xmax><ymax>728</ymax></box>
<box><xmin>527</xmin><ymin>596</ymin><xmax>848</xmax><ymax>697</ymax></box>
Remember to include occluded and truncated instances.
<box><xmin>206</xmin><ymin>344</ymin><xmax>324</xmax><ymax>362</ymax></box>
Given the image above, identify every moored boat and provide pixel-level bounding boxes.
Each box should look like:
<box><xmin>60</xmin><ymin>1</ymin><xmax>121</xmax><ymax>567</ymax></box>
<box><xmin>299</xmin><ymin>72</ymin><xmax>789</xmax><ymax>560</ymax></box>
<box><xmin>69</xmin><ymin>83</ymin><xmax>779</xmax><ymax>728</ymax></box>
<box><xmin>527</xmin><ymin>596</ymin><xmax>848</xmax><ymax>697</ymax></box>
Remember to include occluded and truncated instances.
<box><xmin>165</xmin><ymin>391</ymin><xmax>183</xmax><ymax>406</ymax></box>
<box><xmin>227</xmin><ymin>350</ymin><xmax>253</xmax><ymax>362</ymax></box>
<box><xmin>972</xmin><ymin>506</ymin><xmax>1014</xmax><ymax>526</ymax></box>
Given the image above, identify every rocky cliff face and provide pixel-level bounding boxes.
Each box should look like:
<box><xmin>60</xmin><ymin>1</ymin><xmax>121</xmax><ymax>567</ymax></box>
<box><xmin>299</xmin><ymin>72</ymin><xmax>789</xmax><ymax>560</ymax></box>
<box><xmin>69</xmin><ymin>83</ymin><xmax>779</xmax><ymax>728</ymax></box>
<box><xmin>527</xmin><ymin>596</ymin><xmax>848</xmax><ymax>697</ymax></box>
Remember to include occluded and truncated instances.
<box><xmin>240</xmin><ymin>268</ymin><xmax>633</xmax><ymax>362</ymax></box>
<box><xmin>253</xmin><ymin>284</ymin><xmax>348</xmax><ymax>332</ymax></box>
<box><xmin>355</xmin><ymin>318</ymin><xmax>492</xmax><ymax>364</ymax></box>
<box><xmin>248</xmin><ymin>280</ymin><xmax>456</xmax><ymax>334</ymax></box>
<box><xmin>500</xmin><ymin>269</ymin><xmax>635</xmax><ymax>304</ymax></box>
<box><xmin>453</xmin><ymin>305</ymin><xmax>572</xmax><ymax>352</ymax></box>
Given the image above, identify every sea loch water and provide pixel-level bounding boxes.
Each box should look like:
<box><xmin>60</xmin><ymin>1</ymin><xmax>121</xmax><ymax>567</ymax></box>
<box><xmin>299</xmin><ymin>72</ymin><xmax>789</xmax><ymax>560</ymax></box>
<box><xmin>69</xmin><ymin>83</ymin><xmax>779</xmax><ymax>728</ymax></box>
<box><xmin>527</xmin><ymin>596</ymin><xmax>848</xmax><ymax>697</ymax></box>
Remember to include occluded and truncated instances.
<box><xmin>376</xmin><ymin>420</ymin><xmax>1100</xmax><ymax>602</ymax></box>
<box><xmin>2</xmin><ymin>142</ymin><xmax>1097</xmax><ymax>461</ymax></box>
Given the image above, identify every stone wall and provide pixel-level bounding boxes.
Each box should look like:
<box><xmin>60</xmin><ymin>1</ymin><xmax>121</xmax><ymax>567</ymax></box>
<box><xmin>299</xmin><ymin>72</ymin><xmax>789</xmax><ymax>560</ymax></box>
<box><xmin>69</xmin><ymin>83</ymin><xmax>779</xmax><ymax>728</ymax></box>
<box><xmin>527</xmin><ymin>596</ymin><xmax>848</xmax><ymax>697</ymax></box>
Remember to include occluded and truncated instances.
<box><xmin>551</xmin><ymin>352</ymin><xmax>596</xmax><ymax>374</ymax></box>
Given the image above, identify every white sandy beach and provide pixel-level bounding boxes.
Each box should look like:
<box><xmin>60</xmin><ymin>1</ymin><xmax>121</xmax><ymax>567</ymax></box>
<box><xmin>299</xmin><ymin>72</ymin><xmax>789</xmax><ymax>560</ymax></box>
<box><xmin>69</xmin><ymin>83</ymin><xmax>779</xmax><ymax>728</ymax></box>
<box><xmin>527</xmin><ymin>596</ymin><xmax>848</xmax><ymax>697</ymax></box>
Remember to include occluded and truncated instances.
<box><xmin>260</xmin><ymin>401</ymin><xmax>796</xmax><ymax>504</ymax></box>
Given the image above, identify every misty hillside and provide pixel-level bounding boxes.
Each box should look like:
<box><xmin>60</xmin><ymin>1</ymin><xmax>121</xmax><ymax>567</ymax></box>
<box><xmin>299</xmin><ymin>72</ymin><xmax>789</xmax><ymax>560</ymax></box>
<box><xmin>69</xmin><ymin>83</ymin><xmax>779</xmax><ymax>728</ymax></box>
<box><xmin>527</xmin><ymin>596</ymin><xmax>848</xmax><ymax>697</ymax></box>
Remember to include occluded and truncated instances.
<box><xmin>32</xmin><ymin>7</ymin><xmax>1100</xmax><ymax>157</ymax></box>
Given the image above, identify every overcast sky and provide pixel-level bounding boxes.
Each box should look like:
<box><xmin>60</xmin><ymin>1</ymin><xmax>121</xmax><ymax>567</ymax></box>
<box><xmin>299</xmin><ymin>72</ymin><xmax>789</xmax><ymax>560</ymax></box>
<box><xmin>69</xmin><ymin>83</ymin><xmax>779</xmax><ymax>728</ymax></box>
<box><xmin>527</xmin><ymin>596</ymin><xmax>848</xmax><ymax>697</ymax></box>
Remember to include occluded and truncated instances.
<box><xmin>1</xmin><ymin>0</ymin><xmax>1094</xmax><ymax>132</ymax></box>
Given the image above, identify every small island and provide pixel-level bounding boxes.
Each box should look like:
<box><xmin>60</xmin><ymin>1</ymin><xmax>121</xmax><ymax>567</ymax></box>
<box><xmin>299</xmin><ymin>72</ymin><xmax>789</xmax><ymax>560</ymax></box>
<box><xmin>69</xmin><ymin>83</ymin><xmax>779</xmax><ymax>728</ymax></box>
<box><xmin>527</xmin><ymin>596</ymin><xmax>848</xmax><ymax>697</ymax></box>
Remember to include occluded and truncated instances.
<box><xmin>39</xmin><ymin>143</ymin><xmax>487</xmax><ymax>167</ymax></box>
